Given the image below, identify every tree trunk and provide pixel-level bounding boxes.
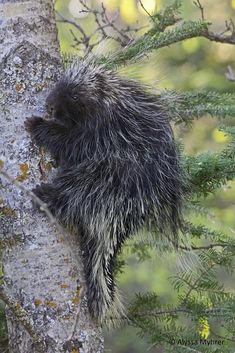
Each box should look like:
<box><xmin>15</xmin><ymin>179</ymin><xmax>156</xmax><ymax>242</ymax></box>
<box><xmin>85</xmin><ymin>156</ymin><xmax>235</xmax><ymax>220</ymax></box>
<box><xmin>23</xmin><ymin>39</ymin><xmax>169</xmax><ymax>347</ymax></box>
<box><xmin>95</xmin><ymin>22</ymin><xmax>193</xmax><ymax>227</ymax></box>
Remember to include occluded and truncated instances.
<box><xmin>0</xmin><ymin>1</ymin><xmax>103</xmax><ymax>352</ymax></box>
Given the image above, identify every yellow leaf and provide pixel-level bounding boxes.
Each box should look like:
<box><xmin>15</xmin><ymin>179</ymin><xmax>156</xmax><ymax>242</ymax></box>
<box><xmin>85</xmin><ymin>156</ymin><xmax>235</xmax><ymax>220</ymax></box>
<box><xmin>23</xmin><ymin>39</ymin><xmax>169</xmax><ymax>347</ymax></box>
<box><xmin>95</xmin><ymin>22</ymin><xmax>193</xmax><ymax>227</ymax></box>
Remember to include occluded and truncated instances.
<box><xmin>198</xmin><ymin>317</ymin><xmax>210</xmax><ymax>339</ymax></box>
<box><xmin>231</xmin><ymin>0</ymin><xmax>235</xmax><ymax>9</ymax></box>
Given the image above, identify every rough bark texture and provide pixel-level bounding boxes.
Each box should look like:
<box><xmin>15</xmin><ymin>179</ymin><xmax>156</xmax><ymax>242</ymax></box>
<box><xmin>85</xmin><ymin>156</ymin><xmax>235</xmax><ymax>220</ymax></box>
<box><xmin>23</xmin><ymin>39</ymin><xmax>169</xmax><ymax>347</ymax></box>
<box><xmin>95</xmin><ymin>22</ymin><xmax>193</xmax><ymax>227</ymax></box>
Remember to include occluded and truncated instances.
<box><xmin>0</xmin><ymin>1</ymin><xmax>103</xmax><ymax>352</ymax></box>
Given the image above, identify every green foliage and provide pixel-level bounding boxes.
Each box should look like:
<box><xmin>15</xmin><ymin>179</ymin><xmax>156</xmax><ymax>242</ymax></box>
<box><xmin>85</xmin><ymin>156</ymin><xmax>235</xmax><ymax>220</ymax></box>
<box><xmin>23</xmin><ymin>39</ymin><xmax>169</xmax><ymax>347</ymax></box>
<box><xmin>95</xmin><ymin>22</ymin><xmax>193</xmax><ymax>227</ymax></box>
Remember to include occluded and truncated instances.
<box><xmin>149</xmin><ymin>0</ymin><xmax>182</xmax><ymax>32</ymax></box>
<box><xmin>126</xmin><ymin>113</ymin><xmax>235</xmax><ymax>341</ymax></box>
<box><xmin>95</xmin><ymin>1</ymin><xmax>210</xmax><ymax>68</ymax></box>
<box><xmin>161</xmin><ymin>91</ymin><xmax>235</xmax><ymax>123</ymax></box>
<box><xmin>128</xmin><ymin>244</ymin><xmax>235</xmax><ymax>352</ymax></box>
<box><xmin>104</xmin><ymin>20</ymin><xmax>209</xmax><ymax>68</ymax></box>
<box><xmin>181</xmin><ymin>127</ymin><xmax>235</xmax><ymax>200</ymax></box>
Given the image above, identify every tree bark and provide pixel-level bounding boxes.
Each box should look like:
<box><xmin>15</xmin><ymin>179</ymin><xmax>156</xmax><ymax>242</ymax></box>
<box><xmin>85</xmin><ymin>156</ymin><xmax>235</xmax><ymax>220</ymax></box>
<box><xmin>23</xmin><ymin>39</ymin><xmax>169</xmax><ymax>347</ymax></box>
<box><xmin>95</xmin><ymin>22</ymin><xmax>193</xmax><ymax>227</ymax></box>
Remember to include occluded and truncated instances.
<box><xmin>0</xmin><ymin>1</ymin><xmax>103</xmax><ymax>352</ymax></box>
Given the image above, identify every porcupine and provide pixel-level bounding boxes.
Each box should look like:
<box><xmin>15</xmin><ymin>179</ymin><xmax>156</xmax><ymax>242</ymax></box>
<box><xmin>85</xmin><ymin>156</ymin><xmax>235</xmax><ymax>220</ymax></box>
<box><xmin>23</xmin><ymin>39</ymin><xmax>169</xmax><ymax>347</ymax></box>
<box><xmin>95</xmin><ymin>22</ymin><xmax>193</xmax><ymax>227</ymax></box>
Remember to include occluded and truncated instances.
<box><xmin>25</xmin><ymin>58</ymin><xmax>183</xmax><ymax>323</ymax></box>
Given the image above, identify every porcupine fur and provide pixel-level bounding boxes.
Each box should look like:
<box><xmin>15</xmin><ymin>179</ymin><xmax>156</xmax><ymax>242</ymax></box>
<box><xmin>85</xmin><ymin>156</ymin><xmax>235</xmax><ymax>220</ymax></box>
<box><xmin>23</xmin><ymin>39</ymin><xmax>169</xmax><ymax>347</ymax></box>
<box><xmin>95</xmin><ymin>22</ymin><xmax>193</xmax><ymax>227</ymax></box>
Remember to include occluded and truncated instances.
<box><xmin>25</xmin><ymin>58</ymin><xmax>183</xmax><ymax>324</ymax></box>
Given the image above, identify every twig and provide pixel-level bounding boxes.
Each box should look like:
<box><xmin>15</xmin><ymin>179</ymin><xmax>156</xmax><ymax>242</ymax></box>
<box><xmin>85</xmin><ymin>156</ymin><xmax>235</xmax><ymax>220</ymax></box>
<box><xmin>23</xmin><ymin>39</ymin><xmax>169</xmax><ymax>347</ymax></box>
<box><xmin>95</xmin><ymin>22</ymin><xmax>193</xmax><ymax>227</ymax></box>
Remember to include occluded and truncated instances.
<box><xmin>56</xmin><ymin>0</ymin><xmax>138</xmax><ymax>52</ymax></box>
<box><xmin>194</xmin><ymin>0</ymin><xmax>205</xmax><ymax>21</ymax></box>
<box><xmin>56</xmin><ymin>11</ymin><xmax>91</xmax><ymax>51</ymax></box>
<box><xmin>100</xmin><ymin>3</ymin><xmax>131</xmax><ymax>45</ymax></box>
<box><xmin>131</xmin><ymin>306</ymin><xmax>223</xmax><ymax>318</ymax></box>
<box><xmin>79</xmin><ymin>0</ymin><xmax>91</xmax><ymax>12</ymax></box>
<box><xmin>178</xmin><ymin>345</ymin><xmax>203</xmax><ymax>353</ymax></box>
<box><xmin>139</xmin><ymin>0</ymin><xmax>154</xmax><ymax>21</ymax></box>
<box><xmin>69</xmin><ymin>28</ymin><xmax>91</xmax><ymax>52</ymax></box>
<box><xmin>183</xmin><ymin>262</ymin><xmax>216</xmax><ymax>302</ymax></box>
<box><xmin>220</xmin><ymin>19</ymin><xmax>234</xmax><ymax>35</ymax></box>
<box><xmin>106</xmin><ymin>305</ymin><xmax>225</xmax><ymax>323</ymax></box>
<box><xmin>179</xmin><ymin>242</ymin><xmax>232</xmax><ymax>251</ymax></box>
<box><xmin>202</xmin><ymin>30</ymin><xmax>235</xmax><ymax>45</ymax></box>
<box><xmin>210</xmin><ymin>328</ymin><xmax>235</xmax><ymax>343</ymax></box>
<box><xmin>56</xmin><ymin>11</ymin><xmax>88</xmax><ymax>40</ymax></box>
<box><xmin>68</xmin><ymin>286</ymin><xmax>84</xmax><ymax>341</ymax></box>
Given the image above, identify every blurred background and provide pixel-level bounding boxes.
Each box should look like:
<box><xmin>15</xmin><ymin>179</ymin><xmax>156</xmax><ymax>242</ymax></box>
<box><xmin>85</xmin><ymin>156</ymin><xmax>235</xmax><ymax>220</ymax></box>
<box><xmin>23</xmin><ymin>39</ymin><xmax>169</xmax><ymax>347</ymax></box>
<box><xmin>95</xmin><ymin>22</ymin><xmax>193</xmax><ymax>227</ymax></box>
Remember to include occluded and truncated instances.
<box><xmin>55</xmin><ymin>1</ymin><xmax>235</xmax><ymax>352</ymax></box>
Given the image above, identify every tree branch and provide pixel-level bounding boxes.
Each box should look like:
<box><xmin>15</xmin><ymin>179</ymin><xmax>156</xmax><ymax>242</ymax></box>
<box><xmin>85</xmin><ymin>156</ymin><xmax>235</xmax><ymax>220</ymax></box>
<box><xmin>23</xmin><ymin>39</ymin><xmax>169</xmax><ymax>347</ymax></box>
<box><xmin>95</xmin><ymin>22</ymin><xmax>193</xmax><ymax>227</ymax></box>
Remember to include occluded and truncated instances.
<box><xmin>202</xmin><ymin>29</ymin><xmax>235</xmax><ymax>45</ymax></box>
<box><xmin>179</xmin><ymin>243</ymin><xmax>232</xmax><ymax>251</ymax></box>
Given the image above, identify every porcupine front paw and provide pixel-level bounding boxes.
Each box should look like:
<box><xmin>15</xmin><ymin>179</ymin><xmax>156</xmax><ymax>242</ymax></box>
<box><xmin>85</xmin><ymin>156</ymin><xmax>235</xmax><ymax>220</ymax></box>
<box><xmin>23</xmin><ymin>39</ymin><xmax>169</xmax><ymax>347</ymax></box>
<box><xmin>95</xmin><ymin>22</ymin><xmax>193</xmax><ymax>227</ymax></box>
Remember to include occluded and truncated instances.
<box><xmin>32</xmin><ymin>183</ymin><xmax>53</xmax><ymax>213</ymax></box>
<box><xmin>25</xmin><ymin>116</ymin><xmax>44</xmax><ymax>135</ymax></box>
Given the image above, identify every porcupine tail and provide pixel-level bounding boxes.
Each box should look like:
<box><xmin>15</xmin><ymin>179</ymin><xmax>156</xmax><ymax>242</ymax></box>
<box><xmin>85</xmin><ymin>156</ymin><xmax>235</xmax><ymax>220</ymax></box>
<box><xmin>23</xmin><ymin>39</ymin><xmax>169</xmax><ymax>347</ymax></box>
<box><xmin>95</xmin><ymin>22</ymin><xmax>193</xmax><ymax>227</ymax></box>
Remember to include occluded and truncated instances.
<box><xmin>81</xmin><ymin>232</ymin><xmax>126</xmax><ymax>325</ymax></box>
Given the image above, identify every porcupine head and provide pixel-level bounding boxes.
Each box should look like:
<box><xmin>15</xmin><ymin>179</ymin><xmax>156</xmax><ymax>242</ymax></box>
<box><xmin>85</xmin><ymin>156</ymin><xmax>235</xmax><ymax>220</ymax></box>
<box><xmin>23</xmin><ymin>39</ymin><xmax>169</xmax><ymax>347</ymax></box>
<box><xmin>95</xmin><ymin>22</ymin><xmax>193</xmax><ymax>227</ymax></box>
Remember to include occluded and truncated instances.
<box><xmin>36</xmin><ymin>57</ymin><xmax>183</xmax><ymax>324</ymax></box>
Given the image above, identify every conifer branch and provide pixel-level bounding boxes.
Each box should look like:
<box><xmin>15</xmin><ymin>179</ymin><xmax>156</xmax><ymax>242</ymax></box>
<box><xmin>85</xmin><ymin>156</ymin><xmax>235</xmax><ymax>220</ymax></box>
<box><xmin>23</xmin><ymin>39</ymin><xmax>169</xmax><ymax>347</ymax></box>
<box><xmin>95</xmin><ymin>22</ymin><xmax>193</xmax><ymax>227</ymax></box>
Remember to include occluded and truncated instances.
<box><xmin>179</xmin><ymin>243</ymin><xmax>232</xmax><ymax>251</ymax></box>
<box><xmin>202</xmin><ymin>29</ymin><xmax>235</xmax><ymax>45</ymax></box>
<box><xmin>162</xmin><ymin>91</ymin><xmax>235</xmax><ymax>123</ymax></box>
<box><xmin>108</xmin><ymin>20</ymin><xmax>209</xmax><ymax>67</ymax></box>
